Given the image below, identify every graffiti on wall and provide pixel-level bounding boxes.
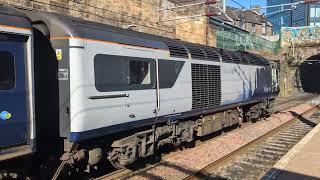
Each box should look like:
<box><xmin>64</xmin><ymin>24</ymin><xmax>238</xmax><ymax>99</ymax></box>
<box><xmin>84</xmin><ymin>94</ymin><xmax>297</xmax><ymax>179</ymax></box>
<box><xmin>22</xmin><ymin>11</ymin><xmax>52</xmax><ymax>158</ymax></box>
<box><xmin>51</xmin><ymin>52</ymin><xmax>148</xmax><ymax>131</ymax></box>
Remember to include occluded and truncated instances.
<box><xmin>281</xmin><ymin>26</ymin><xmax>320</xmax><ymax>47</ymax></box>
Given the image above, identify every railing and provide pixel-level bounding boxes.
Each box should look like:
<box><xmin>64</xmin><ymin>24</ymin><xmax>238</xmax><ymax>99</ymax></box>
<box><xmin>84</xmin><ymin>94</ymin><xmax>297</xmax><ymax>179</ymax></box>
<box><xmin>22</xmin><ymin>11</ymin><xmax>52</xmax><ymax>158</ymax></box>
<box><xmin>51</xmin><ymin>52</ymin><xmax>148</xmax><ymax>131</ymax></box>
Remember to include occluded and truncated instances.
<box><xmin>216</xmin><ymin>30</ymin><xmax>280</xmax><ymax>54</ymax></box>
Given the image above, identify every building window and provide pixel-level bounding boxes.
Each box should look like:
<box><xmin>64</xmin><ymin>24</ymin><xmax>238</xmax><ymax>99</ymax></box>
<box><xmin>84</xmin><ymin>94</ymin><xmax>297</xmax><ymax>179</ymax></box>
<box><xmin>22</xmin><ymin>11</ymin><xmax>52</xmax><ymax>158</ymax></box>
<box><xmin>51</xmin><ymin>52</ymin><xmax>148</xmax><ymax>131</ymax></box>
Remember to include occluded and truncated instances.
<box><xmin>0</xmin><ymin>51</ymin><xmax>15</xmax><ymax>90</ymax></box>
<box><xmin>252</xmin><ymin>24</ymin><xmax>256</xmax><ymax>33</ymax></box>
<box><xmin>241</xmin><ymin>22</ymin><xmax>246</xmax><ymax>29</ymax></box>
<box><xmin>310</xmin><ymin>4</ymin><xmax>320</xmax><ymax>26</ymax></box>
<box><xmin>262</xmin><ymin>23</ymin><xmax>266</xmax><ymax>35</ymax></box>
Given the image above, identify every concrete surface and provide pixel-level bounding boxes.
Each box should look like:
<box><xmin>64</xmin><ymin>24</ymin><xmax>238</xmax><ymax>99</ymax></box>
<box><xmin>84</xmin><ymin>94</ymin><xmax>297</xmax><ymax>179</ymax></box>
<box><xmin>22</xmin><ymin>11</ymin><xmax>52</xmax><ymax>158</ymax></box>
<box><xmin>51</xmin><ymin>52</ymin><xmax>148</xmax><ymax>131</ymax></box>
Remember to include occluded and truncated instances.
<box><xmin>264</xmin><ymin>112</ymin><xmax>320</xmax><ymax>180</ymax></box>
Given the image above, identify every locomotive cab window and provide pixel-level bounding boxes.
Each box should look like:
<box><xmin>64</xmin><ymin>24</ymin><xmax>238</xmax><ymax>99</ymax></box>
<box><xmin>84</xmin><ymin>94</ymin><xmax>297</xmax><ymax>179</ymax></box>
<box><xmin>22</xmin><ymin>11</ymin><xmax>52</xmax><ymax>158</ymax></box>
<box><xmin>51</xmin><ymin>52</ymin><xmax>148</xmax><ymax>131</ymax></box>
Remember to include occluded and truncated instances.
<box><xmin>129</xmin><ymin>61</ymin><xmax>151</xmax><ymax>85</ymax></box>
<box><xmin>94</xmin><ymin>54</ymin><xmax>155</xmax><ymax>92</ymax></box>
<box><xmin>126</xmin><ymin>57</ymin><xmax>155</xmax><ymax>89</ymax></box>
<box><xmin>94</xmin><ymin>54</ymin><xmax>124</xmax><ymax>92</ymax></box>
<box><xmin>0</xmin><ymin>51</ymin><xmax>15</xmax><ymax>90</ymax></box>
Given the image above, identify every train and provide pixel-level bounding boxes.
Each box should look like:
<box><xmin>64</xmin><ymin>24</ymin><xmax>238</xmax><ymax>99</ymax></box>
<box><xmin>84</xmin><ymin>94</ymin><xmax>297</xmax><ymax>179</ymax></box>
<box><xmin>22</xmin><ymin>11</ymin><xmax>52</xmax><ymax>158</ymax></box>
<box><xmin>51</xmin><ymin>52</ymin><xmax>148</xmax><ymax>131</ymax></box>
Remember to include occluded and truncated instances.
<box><xmin>0</xmin><ymin>5</ymin><xmax>279</xmax><ymax>178</ymax></box>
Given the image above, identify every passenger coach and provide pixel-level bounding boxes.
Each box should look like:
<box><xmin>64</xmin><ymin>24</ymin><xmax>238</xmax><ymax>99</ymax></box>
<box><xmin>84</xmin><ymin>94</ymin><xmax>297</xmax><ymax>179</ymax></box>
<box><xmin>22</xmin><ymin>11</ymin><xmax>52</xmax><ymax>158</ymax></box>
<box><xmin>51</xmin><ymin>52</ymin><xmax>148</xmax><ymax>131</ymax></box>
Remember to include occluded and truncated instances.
<box><xmin>0</xmin><ymin>6</ymin><xmax>35</xmax><ymax>163</ymax></box>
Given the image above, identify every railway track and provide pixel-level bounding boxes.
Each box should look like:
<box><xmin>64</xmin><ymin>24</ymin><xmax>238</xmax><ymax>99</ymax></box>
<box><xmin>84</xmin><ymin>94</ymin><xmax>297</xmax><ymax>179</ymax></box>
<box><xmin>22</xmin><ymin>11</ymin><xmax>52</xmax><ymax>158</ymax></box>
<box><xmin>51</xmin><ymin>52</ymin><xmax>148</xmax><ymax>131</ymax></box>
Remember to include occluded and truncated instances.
<box><xmin>184</xmin><ymin>106</ymin><xmax>320</xmax><ymax>180</ymax></box>
<box><xmin>271</xmin><ymin>93</ymin><xmax>317</xmax><ymax>112</ymax></box>
<box><xmin>93</xmin><ymin>94</ymin><xmax>318</xmax><ymax>180</ymax></box>
<box><xmin>94</xmin><ymin>169</ymin><xmax>132</xmax><ymax>180</ymax></box>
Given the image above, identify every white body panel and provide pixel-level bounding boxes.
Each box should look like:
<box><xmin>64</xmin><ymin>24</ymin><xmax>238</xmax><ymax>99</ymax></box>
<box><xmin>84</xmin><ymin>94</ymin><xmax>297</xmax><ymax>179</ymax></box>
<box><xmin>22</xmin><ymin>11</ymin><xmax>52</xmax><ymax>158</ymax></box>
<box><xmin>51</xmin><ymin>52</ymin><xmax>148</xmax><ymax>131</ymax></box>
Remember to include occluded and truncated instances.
<box><xmin>69</xmin><ymin>39</ymin><xmax>273</xmax><ymax>136</ymax></box>
<box><xmin>221</xmin><ymin>63</ymin><xmax>265</xmax><ymax>105</ymax></box>
<box><xmin>158</xmin><ymin>58</ymin><xmax>192</xmax><ymax>116</ymax></box>
<box><xmin>70</xmin><ymin>39</ymin><xmax>127</xmax><ymax>132</ymax></box>
<box><xmin>70</xmin><ymin>40</ymin><xmax>185</xmax><ymax>132</ymax></box>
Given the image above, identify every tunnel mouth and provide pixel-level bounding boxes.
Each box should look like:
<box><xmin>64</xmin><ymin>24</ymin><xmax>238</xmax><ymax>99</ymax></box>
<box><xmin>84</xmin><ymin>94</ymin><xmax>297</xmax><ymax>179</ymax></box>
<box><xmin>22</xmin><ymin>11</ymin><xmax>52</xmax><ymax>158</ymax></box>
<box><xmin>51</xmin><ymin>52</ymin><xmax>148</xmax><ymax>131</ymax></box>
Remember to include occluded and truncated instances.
<box><xmin>299</xmin><ymin>59</ymin><xmax>320</xmax><ymax>94</ymax></box>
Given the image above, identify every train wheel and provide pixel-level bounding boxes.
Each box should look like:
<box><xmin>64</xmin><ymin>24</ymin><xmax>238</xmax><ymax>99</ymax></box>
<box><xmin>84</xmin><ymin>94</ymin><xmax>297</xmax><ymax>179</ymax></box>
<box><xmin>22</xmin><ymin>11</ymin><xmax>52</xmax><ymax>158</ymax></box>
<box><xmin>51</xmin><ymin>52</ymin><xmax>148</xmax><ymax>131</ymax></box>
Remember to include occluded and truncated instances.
<box><xmin>109</xmin><ymin>158</ymin><xmax>125</xmax><ymax>169</ymax></box>
<box><xmin>108</xmin><ymin>150</ymin><xmax>125</xmax><ymax>169</ymax></box>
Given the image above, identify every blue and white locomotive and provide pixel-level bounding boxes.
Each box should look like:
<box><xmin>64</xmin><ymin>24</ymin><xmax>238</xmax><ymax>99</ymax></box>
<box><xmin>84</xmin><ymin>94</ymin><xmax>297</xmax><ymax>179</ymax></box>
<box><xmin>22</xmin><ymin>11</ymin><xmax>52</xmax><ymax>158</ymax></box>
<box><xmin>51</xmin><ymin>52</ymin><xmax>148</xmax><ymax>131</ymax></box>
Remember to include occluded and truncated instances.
<box><xmin>0</xmin><ymin>5</ymin><xmax>279</xmax><ymax>177</ymax></box>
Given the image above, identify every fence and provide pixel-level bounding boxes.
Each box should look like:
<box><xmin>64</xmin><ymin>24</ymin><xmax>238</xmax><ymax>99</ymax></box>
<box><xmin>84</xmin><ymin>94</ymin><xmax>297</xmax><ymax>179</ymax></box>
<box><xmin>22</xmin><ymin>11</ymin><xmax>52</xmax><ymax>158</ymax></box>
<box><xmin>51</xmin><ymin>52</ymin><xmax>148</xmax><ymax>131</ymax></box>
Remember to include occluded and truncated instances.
<box><xmin>216</xmin><ymin>30</ymin><xmax>280</xmax><ymax>54</ymax></box>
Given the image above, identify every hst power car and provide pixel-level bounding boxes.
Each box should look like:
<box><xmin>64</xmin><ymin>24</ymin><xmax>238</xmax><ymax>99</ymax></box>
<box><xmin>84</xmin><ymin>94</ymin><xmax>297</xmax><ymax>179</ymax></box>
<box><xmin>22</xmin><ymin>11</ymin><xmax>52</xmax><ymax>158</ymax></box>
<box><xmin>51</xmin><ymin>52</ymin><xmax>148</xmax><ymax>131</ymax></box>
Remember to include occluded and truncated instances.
<box><xmin>0</xmin><ymin>5</ymin><xmax>279</xmax><ymax>178</ymax></box>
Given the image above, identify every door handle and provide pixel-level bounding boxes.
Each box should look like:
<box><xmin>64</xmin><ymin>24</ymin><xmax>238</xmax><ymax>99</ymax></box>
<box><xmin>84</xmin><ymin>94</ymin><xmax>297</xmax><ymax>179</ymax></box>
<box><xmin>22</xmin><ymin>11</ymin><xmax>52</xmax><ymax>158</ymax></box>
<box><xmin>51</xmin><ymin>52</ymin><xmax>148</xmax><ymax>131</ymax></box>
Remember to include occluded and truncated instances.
<box><xmin>89</xmin><ymin>94</ymin><xmax>129</xmax><ymax>100</ymax></box>
<box><xmin>129</xmin><ymin>114</ymin><xmax>135</xmax><ymax>118</ymax></box>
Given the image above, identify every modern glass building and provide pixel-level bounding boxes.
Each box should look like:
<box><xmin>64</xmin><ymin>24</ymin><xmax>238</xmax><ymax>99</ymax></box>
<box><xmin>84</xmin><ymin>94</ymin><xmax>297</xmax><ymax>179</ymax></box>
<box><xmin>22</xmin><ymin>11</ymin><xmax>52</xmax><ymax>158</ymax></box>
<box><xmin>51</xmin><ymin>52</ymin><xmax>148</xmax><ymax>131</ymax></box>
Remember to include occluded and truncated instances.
<box><xmin>267</xmin><ymin>0</ymin><xmax>320</xmax><ymax>34</ymax></box>
<box><xmin>309</xmin><ymin>3</ymin><xmax>320</xmax><ymax>26</ymax></box>
<box><xmin>267</xmin><ymin>0</ymin><xmax>293</xmax><ymax>34</ymax></box>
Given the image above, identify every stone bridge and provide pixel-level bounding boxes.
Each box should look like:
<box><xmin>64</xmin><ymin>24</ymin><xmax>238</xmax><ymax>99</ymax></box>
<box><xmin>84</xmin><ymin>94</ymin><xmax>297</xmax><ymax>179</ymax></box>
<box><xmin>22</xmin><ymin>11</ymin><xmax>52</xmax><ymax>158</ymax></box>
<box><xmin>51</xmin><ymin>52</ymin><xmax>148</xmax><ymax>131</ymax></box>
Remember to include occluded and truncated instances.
<box><xmin>278</xmin><ymin>26</ymin><xmax>320</xmax><ymax>96</ymax></box>
<box><xmin>281</xmin><ymin>26</ymin><xmax>320</xmax><ymax>59</ymax></box>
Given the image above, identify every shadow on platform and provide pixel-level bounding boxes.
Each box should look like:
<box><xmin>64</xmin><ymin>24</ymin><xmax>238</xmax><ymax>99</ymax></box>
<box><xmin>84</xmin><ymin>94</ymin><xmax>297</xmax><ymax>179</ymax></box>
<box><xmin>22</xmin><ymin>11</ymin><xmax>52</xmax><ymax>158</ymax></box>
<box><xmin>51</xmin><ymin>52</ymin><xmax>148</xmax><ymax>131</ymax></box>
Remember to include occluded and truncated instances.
<box><xmin>289</xmin><ymin>111</ymin><xmax>318</xmax><ymax>127</ymax></box>
<box><xmin>263</xmin><ymin>168</ymin><xmax>320</xmax><ymax>180</ymax></box>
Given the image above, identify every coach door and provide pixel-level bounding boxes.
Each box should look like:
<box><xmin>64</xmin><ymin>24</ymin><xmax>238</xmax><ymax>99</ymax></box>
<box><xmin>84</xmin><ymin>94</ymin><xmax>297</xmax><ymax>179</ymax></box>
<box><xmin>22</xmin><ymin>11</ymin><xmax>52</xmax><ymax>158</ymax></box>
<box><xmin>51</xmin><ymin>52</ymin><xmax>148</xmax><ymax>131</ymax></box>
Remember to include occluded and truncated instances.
<box><xmin>125</xmin><ymin>57</ymin><xmax>157</xmax><ymax>122</ymax></box>
<box><xmin>0</xmin><ymin>33</ymin><xmax>29</xmax><ymax>147</ymax></box>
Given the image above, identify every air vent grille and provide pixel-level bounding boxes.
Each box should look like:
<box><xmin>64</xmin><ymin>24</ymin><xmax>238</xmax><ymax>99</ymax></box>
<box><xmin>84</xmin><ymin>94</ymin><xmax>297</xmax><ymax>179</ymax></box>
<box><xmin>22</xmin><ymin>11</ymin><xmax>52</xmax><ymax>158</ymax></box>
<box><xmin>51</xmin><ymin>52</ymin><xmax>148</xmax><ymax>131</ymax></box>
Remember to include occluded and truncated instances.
<box><xmin>192</xmin><ymin>64</ymin><xmax>221</xmax><ymax>110</ymax></box>
<box><xmin>165</xmin><ymin>41</ymin><xmax>189</xmax><ymax>58</ymax></box>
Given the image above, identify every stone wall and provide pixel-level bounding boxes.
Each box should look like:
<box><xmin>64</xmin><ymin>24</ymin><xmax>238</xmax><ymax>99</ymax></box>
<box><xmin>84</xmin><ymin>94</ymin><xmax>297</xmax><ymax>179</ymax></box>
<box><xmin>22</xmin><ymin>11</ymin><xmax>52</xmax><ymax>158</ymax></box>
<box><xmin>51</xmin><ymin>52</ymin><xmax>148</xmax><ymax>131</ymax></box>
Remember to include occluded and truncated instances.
<box><xmin>278</xmin><ymin>26</ymin><xmax>320</xmax><ymax>96</ymax></box>
<box><xmin>276</xmin><ymin>45</ymin><xmax>320</xmax><ymax>97</ymax></box>
<box><xmin>1</xmin><ymin>0</ymin><xmax>218</xmax><ymax>46</ymax></box>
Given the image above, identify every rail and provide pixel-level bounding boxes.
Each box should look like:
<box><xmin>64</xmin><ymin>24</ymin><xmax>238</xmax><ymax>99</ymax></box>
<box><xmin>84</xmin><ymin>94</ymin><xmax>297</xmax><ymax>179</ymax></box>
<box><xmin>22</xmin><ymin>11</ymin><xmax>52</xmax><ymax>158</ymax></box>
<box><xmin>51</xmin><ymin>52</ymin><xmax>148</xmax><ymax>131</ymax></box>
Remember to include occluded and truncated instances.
<box><xmin>183</xmin><ymin>106</ymin><xmax>319</xmax><ymax>180</ymax></box>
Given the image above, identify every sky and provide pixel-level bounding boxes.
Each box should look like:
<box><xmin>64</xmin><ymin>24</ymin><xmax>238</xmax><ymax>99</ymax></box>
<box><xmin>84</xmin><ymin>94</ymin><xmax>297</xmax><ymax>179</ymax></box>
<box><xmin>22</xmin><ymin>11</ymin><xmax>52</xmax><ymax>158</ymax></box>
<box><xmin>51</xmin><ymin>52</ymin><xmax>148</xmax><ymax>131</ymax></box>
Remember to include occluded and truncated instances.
<box><xmin>227</xmin><ymin>0</ymin><xmax>267</xmax><ymax>10</ymax></box>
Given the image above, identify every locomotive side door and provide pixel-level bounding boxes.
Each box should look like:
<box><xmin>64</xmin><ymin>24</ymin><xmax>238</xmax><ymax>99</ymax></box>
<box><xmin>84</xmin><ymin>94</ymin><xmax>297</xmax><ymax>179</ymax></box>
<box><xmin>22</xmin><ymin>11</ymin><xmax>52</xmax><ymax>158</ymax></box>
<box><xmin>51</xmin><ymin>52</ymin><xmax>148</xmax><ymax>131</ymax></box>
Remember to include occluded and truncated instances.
<box><xmin>124</xmin><ymin>56</ymin><xmax>157</xmax><ymax>122</ymax></box>
<box><xmin>0</xmin><ymin>33</ymin><xmax>29</xmax><ymax>147</ymax></box>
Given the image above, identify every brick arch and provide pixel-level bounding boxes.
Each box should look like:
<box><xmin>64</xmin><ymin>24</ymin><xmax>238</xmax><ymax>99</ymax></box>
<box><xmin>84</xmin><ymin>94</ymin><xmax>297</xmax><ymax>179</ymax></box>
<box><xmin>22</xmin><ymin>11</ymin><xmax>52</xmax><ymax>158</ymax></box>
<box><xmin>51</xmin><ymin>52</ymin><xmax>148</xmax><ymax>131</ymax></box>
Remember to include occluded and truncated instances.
<box><xmin>307</xmin><ymin>53</ymin><xmax>320</xmax><ymax>60</ymax></box>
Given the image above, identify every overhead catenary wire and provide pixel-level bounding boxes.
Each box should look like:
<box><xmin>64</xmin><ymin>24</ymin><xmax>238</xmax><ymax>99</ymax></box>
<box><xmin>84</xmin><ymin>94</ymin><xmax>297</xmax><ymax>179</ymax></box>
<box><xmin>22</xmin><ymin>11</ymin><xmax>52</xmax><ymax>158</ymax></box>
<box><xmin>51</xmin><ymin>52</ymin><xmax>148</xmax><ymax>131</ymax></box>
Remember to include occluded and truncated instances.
<box><xmin>229</xmin><ymin>0</ymin><xmax>248</xmax><ymax>9</ymax></box>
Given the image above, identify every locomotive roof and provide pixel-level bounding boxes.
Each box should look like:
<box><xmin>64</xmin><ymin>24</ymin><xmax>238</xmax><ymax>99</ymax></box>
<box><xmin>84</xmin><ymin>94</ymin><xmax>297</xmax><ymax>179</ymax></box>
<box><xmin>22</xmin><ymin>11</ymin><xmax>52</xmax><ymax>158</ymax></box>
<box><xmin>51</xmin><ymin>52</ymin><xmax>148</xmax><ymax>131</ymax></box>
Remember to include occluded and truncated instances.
<box><xmin>0</xmin><ymin>5</ymin><xmax>31</xmax><ymax>29</ymax></box>
<box><xmin>23</xmin><ymin>10</ymin><xmax>169</xmax><ymax>51</ymax></box>
<box><xmin>23</xmin><ymin>9</ymin><xmax>269</xmax><ymax>66</ymax></box>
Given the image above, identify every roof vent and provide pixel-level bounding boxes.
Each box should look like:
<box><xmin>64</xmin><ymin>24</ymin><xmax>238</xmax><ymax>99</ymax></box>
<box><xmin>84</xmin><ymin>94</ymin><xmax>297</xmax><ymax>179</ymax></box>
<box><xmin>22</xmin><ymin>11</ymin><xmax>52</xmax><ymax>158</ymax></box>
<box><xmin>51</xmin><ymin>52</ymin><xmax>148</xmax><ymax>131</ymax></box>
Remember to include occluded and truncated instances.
<box><xmin>184</xmin><ymin>44</ymin><xmax>207</xmax><ymax>60</ymax></box>
<box><xmin>220</xmin><ymin>50</ymin><xmax>233</xmax><ymax>63</ymax></box>
<box><xmin>203</xmin><ymin>47</ymin><xmax>220</xmax><ymax>62</ymax></box>
<box><xmin>229</xmin><ymin>52</ymin><xmax>242</xmax><ymax>63</ymax></box>
<box><xmin>235</xmin><ymin>52</ymin><xmax>250</xmax><ymax>64</ymax></box>
<box><xmin>165</xmin><ymin>40</ymin><xmax>189</xmax><ymax>58</ymax></box>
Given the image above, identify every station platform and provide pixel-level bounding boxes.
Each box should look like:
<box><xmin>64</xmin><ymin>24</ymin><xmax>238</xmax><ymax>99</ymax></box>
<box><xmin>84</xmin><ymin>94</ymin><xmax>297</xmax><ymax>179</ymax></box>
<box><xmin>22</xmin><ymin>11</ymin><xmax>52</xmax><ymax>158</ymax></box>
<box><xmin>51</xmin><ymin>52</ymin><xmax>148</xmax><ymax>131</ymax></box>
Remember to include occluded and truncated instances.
<box><xmin>264</xmin><ymin>113</ymin><xmax>320</xmax><ymax>180</ymax></box>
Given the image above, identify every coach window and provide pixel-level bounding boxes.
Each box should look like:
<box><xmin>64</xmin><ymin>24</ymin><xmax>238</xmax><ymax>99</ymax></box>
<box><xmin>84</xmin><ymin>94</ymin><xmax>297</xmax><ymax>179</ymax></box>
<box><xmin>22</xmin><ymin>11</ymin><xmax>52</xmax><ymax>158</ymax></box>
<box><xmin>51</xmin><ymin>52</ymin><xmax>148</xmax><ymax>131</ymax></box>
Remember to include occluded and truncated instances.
<box><xmin>0</xmin><ymin>51</ymin><xmax>15</xmax><ymax>90</ymax></box>
<box><xmin>94</xmin><ymin>54</ymin><xmax>124</xmax><ymax>92</ymax></box>
<box><xmin>127</xmin><ymin>57</ymin><xmax>155</xmax><ymax>89</ymax></box>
